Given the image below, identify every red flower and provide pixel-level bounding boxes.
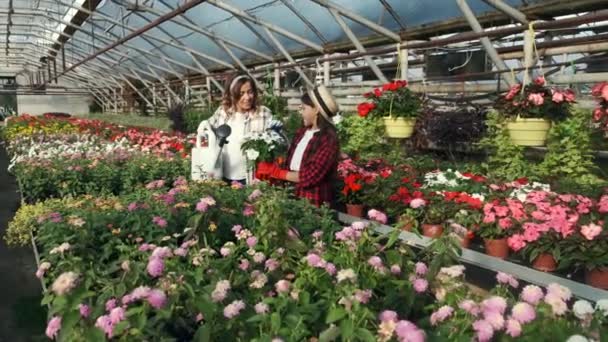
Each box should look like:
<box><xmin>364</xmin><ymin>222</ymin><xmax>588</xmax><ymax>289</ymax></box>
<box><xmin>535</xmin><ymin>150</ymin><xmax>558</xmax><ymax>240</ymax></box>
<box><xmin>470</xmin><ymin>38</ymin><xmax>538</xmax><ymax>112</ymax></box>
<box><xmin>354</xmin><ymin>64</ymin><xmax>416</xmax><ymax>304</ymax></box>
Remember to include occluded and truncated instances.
<box><xmin>395</xmin><ymin>80</ymin><xmax>408</xmax><ymax>88</ymax></box>
<box><xmin>514</xmin><ymin>177</ymin><xmax>528</xmax><ymax>185</ymax></box>
<box><xmin>462</xmin><ymin>172</ymin><xmax>487</xmax><ymax>183</ymax></box>
<box><xmin>382</xmin><ymin>82</ymin><xmax>398</xmax><ymax>92</ymax></box>
<box><xmin>534</xmin><ymin>76</ymin><xmax>546</xmax><ymax>86</ymax></box>
<box><xmin>357</xmin><ymin>102</ymin><xmax>376</xmax><ymax>117</ymax></box>
<box><xmin>593</xmin><ymin>108</ymin><xmax>605</xmax><ymax>122</ymax></box>
<box><xmin>373</xmin><ymin>88</ymin><xmax>382</xmax><ymax>97</ymax></box>
<box><xmin>592</xmin><ymin>82</ymin><xmax>607</xmax><ymax>97</ymax></box>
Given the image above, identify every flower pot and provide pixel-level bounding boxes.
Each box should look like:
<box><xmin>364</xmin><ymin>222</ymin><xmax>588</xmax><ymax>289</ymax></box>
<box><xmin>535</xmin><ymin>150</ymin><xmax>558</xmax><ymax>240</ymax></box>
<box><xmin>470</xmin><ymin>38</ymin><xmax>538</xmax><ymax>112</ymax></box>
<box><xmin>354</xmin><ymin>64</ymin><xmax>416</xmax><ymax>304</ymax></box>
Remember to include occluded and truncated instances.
<box><xmin>506</xmin><ymin>118</ymin><xmax>551</xmax><ymax>146</ymax></box>
<box><xmin>532</xmin><ymin>253</ymin><xmax>557</xmax><ymax>272</ymax></box>
<box><xmin>383</xmin><ymin>117</ymin><xmax>415</xmax><ymax>138</ymax></box>
<box><xmin>459</xmin><ymin>235</ymin><xmax>471</xmax><ymax>249</ymax></box>
<box><xmin>585</xmin><ymin>267</ymin><xmax>608</xmax><ymax>290</ymax></box>
<box><xmin>484</xmin><ymin>238</ymin><xmax>509</xmax><ymax>259</ymax></box>
<box><xmin>422</xmin><ymin>224</ymin><xmax>443</xmax><ymax>238</ymax></box>
<box><xmin>346</xmin><ymin>204</ymin><xmax>364</xmax><ymax>218</ymax></box>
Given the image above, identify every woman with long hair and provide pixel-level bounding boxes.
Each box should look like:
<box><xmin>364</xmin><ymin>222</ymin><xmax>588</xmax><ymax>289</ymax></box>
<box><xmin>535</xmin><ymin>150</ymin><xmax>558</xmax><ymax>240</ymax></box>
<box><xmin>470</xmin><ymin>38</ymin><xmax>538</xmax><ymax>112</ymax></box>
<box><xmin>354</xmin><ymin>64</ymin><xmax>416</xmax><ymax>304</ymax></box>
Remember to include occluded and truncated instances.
<box><xmin>207</xmin><ymin>75</ymin><xmax>274</xmax><ymax>184</ymax></box>
<box><xmin>259</xmin><ymin>85</ymin><xmax>340</xmax><ymax>208</ymax></box>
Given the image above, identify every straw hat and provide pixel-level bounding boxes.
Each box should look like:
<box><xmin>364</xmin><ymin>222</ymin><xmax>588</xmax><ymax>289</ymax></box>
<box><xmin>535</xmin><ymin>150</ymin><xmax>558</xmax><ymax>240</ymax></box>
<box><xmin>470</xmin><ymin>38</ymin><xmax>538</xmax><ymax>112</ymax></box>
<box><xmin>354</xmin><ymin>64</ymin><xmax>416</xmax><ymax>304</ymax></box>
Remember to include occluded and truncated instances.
<box><xmin>308</xmin><ymin>85</ymin><xmax>339</xmax><ymax>122</ymax></box>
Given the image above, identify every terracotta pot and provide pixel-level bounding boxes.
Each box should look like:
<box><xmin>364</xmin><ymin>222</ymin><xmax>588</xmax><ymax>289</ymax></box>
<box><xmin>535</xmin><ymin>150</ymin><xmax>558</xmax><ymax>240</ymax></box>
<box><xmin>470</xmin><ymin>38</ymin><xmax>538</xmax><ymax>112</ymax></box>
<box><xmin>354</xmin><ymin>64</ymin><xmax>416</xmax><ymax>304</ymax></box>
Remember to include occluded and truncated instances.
<box><xmin>398</xmin><ymin>217</ymin><xmax>415</xmax><ymax>232</ymax></box>
<box><xmin>484</xmin><ymin>238</ymin><xmax>509</xmax><ymax>259</ymax></box>
<box><xmin>459</xmin><ymin>235</ymin><xmax>471</xmax><ymax>249</ymax></box>
<box><xmin>585</xmin><ymin>267</ymin><xmax>608</xmax><ymax>290</ymax></box>
<box><xmin>422</xmin><ymin>224</ymin><xmax>443</xmax><ymax>238</ymax></box>
<box><xmin>346</xmin><ymin>204</ymin><xmax>364</xmax><ymax>218</ymax></box>
<box><xmin>532</xmin><ymin>253</ymin><xmax>557</xmax><ymax>272</ymax></box>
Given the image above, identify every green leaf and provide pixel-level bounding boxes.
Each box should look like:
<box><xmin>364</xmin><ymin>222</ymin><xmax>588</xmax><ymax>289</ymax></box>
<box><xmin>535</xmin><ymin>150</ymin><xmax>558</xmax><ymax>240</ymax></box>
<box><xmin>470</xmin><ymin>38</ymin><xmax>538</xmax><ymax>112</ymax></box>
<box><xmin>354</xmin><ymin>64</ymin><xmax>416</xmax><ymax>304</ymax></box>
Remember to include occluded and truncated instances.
<box><xmin>113</xmin><ymin>321</ymin><xmax>129</xmax><ymax>336</ymax></box>
<box><xmin>340</xmin><ymin>319</ymin><xmax>354</xmax><ymax>339</ymax></box>
<box><xmin>271</xmin><ymin>312</ymin><xmax>281</xmax><ymax>332</ymax></box>
<box><xmin>319</xmin><ymin>325</ymin><xmax>340</xmax><ymax>342</ymax></box>
<box><xmin>83</xmin><ymin>327</ymin><xmax>106</xmax><ymax>342</ymax></box>
<box><xmin>193</xmin><ymin>324</ymin><xmax>212</xmax><ymax>342</ymax></box>
<box><xmin>355</xmin><ymin>328</ymin><xmax>376</xmax><ymax>342</ymax></box>
<box><xmin>57</xmin><ymin>310</ymin><xmax>79</xmax><ymax>340</ymax></box>
<box><xmin>325</xmin><ymin>307</ymin><xmax>347</xmax><ymax>324</ymax></box>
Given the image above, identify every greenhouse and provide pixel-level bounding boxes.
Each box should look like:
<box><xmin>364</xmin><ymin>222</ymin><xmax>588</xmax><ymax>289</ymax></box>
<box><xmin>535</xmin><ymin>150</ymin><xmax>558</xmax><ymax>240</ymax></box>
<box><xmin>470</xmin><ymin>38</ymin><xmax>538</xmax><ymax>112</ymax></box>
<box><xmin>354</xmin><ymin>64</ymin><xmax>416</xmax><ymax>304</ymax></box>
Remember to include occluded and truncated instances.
<box><xmin>1</xmin><ymin>0</ymin><xmax>608</xmax><ymax>340</ymax></box>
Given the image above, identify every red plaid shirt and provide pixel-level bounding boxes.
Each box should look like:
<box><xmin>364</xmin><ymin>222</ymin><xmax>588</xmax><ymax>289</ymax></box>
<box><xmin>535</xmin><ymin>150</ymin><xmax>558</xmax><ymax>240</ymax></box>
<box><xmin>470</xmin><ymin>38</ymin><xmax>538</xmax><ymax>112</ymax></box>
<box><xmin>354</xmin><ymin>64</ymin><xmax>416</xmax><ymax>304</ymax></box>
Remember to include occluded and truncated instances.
<box><xmin>285</xmin><ymin>127</ymin><xmax>339</xmax><ymax>208</ymax></box>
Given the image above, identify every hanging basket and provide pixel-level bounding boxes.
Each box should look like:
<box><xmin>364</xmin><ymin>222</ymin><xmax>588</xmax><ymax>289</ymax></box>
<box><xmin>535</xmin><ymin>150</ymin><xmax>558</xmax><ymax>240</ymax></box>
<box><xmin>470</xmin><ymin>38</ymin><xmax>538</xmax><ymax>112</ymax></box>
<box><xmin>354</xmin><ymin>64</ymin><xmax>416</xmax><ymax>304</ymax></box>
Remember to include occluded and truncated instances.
<box><xmin>383</xmin><ymin>117</ymin><xmax>416</xmax><ymax>138</ymax></box>
<box><xmin>506</xmin><ymin>117</ymin><xmax>551</xmax><ymax>146</ymax></box>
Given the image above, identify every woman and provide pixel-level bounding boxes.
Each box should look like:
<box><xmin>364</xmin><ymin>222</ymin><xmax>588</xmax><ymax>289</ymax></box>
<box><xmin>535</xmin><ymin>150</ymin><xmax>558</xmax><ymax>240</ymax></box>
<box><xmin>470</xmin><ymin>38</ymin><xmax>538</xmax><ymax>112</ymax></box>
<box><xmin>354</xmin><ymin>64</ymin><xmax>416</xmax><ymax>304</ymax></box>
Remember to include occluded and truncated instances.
<box><xmin>207</xmin><ymin>75</ymin><xmax>274</xmax><ymax>184</ymax></box>
<box><xmin>261</xmin><ymin>85</ymin><xmax>340</xmax><ymax>208</ymax></box>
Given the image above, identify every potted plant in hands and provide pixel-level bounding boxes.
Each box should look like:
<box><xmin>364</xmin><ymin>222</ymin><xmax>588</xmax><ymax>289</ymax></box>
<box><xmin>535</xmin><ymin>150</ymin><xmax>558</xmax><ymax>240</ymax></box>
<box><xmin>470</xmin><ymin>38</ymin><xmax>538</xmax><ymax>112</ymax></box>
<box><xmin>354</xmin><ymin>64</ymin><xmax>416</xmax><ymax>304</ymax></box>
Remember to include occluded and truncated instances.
<box><xmin>357</xmin><ymin>80</ymin><xmax>423</xmax><ymax>138</ymax></box>
<box><xmin>495</xmin><ymin>76</ymin><xmax>575</xmax><ymax>146</ymax></box>
<box><xmin>241</xmin><ymin>129</ymin><xmax>287</xmax><ymax>182</ymax></box>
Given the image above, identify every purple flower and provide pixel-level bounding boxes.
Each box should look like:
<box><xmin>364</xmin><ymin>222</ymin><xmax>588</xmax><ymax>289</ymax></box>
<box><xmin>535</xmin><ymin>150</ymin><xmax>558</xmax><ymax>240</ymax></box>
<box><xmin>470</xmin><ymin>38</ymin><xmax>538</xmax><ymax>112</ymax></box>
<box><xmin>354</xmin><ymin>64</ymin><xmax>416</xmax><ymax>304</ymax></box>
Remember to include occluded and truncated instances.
<box><xmin>306</xmin><ymin>253</ymin><xmax>324</xmax><ymax>268</ymax></box>
<box><xmin>413</xmin><ymin>278</ymin><xmax>428</xmax><ymax>293</ymax></box>
<box><xmin>45</xmin><ymin>316</ymin><xmax>62</xmax><ymax>340</ymax></box>
<box><xmin>415</xmin><ymin>262</ymin><xmax>428</xmax><ymax>275</ymax></box>
<box><xmin>147</xmin><ymin>257</ymin><xmax>164</xmax><ymax>277</ymax></box>
<box><xmin>151</xmin><ymin>247</ymin><xmax>173</xmax><ymax>259</ymax></box>
<box><xmin>79</xmin><ymin>304</ymin><xmax>90</xmax><ymax>318</ymax></box>
<box><xmin>325</xmin><ymin>262</ymin><xmax>336</xmax><ymax>275</ymax></box>
<box><xmin>147</xmin><ymin>289</ymin><xmax>167</xmax><ymax>309</ymax></box>
<box><xmin>511</xmin><ymin>302</ymin><xmax>536</xmax><ymax>324</ymax></box>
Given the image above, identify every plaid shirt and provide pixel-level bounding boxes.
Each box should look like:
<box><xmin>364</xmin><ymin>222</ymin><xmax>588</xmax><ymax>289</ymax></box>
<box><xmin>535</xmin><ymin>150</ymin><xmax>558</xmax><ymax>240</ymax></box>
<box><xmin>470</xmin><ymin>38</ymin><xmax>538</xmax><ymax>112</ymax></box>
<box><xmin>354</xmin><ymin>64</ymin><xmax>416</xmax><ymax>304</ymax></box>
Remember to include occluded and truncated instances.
<box><xmin>208</xmin><ymin>105</ymin><xmax>273</xmax><ymax>134</ymax></box>
<box><xmin>286</xmin><ymin>127</ymin><xmax>339</xmax><ymax>208</ymax></box>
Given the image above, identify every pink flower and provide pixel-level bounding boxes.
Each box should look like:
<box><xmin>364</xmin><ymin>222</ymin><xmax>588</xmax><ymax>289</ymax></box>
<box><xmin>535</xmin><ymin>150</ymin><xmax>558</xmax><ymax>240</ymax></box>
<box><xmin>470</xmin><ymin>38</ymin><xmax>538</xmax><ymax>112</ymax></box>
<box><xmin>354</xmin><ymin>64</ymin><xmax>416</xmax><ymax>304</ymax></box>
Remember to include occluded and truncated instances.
<box><xmin>246</xmin><ymin>236</ymin><xmax>258</xmax><ymax>247</ymax></box>
<box><xmin>496</xmin><ymin>272</ymin><xmax>519</xmax><ymax>288</ymax></box>
<box><xmin>239</xmin><ymin>259</ymin><xmax>250</xmax><ymax>271</ymax></box>
<box><xmin>45</xmin><ymin>316</ymin><xmax>62</xmax><ymax>340</ymax></box>
<box><xmin>312</xmin><ymin>230</ymin><xmax>323</xmax><ymax>239</ymax></box>
<box><xmin>354</xmin><ymin>289</ymin><xmax>372</xmax><ymax>304</ymax></box>
<box><xmin>395</xmin><ymin>320</ymin><xmax>425</xmax><ymax>342</ymax></box>
<box><xmin>195</xmin><ymin>313</ymin><xmax>204</xmax><ymax>322</ymax></box>
<box><xmin>265</xmin><ymin>258</ymin><xmax>280</xmax><ymax>272</ymax></box>
<box><xmin>248</xmin><ymin>189</ymin><xmax>263</xmax><ymax>201</ymax></box>
<box><xmin>547</xmin><ymin>283</ymin><xmax>572</xmax><ymax>301</ymax></box>
<box><xmin>105</xmin><ymin>299</ymin><xmax>117</xmax><ymax>312</ymax></box>
<box><xmin>473</xmin><ymin>320</ymin><xmax>494</xmax><ymax>342</ymax></box>
<box><xmin>152</xmin><ymin>216</ymin><xmax>168</xmax><ymax>228</ymax></box>
<box><xmin>483</xmin><ymin>310</ymin><xmax>505</xmax><ymax>330</ymax></box>
<box><xmin>368</xmin><ymin>209</ymin><xmax>387</xmax><ymax>224</ymax></box>
<box><xmin>410</xmin><ymin>198</ymin><xmax>426</xmax><ymax>208</ymax></box>
<box><xmin>505</xmin><ymin>319</ymin><xmax>522</xmax><ymax>338</ymax></box>
<box><xmin>147</xmin><ymin>289</ymin><xmax>167</xmax><ymax>309</ymax></box>
<box><xmin>367</xmin><ymin>256</ymin><xmax>383</xmax><ymax>269</ymax></box>
<box><xmin>379</xmin><ymin>310</ymin><xmax>398</xmax><ymax>323</ymax></box>
<box><xmin>147</xmin><ymin>257</ymin><xmax>164</xmax><ymax>277</ymax></box>
<box><xmin>243</xmin><ymin>204</ymin><xmax>255</xmax><ymax>216</ymax></box>
<box><xmin>390</xmin><ymin>264</ymin><xmax>401</xmax><ymax>275</ymax></box>
<box><xmin>131</xmin><ymin>286</ymin><xmax>151</xmax><ymax>300</ymax></box>
<box><xmin>552</xmin><ymin>90</ymin><xmax>564</xmax><ymax>103</ymax></box>
<box><xmin>505</xmin><ymin>84</ymin><xmax>521</xmax><ymax>100</ymax></box>
<box><xmin>430</xmin><ymin>305</ymin><xmax>454</xmax><ymax>325</ymax></box>
<box><xmin>223</xmin><ymin>300</ymin><xmax>245</xmax><ymax>319</ymax></box>
<box><xmin>544</xmin><ymin>293</ymin><xmax>568</xmax><ymax>315</ymax></box>
<box><xmin>51</xmin><ymin>271</ymin><xmax>78</xmax><ymax>296</ymax></box>
<box><xmin>511</xmin><ymin>302</ymin><xmax>536</xmax><ymax>324</ymax></box>
<box><xmin>95</xmin><ymin>315</ymin><xmax>113</xmax><ymax>338</ymax></box>
<box><xmin>521</xmin><ymin>285</ymin><xmax>544</xmax><ymax>305</ymax></box>
<box><xmin>528</xmin><ymin>93</ymin><xmax>544</xmax><ymax>106</ymax></box>
<box><xmin>413</xmin><ymin>278</ymin><xmax>428</xmax><ymax>293</ymax></box>
<box><xmin>481</xmin><ymin>296</ymin><xmax>507</xmax><ymax>314</ymax></box>
<box><xmin>415</xmin><ymin>262</ymin><xmax>428</xmax><ymax>275</ymax></box>
<box><xmin>109</xmin><ymin>307</ymin><xmax>125</xmax><ymax>324</ymax></box>
<box><xmin>35</xmin><ymin>261</ymin><xmax>51</xmax><ymax>279</ymax></box>
<box><xmin>325</xmin><ymin>262</ymin><xmax>336</xmax><ymax>275</ymax></box>
<box><xmin>306</xmin><ymin>253</ymin><xmax>324</xmax><ymax>268</ymax></box>
<box><xmin>79</xmin><ymin>304</ymin><xmax>90</xmax><ymax>318</ymax></box>
<box><xmin>581</xmin><ymin>223</ymin><xmax>602</xmax><ymax>240</ymax></box>
<box><xmin>498</xmin><ymin>218</ymin><xmax>513</xmax><ymax>229</ymax></box>
<box><xmin>196</xmin><ymin>201</ymin><xmax>209</xmax><ymax>212</ymax></box>
<box><xmin>254</xmin><ymin>302</ymin><xmax>269</xmax><ymax>314</ymax></box>
<box><xmin>127</xmin><ymin>202</ymin><xmax>138</xmax><ymax>211</ymax></box>
<box><xmin>174</xmin><ymin>248</ymin><xmax>187</xmax><ymax>257</ymax></box>
<box><xmin>275</xmin><ymin>280</ymin><xmax>291</xmax><ymax>294</ymax></box>
<box><xmin>507</xmin><ymin>234</ymin><xmax>527</xmax><ymax>252</ymax></box>
<box><xmin>534</xmin><ymin>76</ymin><xmax>546</xmax><ymax>86</ymax></box>
<box><xmin>459</xmin><ymin>300</ymin><xmax>480</xmax><ymax>316</ymax></box>
<box><xmin>232</xmin><ymin>225</ymin><xmax>243</xmax><ymax>234</ymax></box>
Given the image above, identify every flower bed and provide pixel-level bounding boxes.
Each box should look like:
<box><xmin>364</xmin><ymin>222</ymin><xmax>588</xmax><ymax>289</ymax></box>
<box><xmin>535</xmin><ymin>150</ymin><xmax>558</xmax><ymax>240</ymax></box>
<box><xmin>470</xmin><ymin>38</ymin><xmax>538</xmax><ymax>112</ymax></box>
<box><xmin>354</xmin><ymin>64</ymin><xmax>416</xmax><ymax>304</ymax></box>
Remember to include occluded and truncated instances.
<box><xmin>2</xmin><ymin>115</ymin><xmax>608</xmax><ymax>341</ymax></box>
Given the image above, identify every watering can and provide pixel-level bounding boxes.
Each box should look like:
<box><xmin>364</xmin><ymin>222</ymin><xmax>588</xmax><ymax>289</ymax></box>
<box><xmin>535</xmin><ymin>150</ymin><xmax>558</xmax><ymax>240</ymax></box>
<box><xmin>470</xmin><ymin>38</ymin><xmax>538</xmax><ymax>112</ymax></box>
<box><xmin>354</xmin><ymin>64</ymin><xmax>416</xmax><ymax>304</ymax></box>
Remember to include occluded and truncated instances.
<box><xmin>191</xmin><ymin>120</ymin><xmax>232</xmax><ymax>181</ymax></box>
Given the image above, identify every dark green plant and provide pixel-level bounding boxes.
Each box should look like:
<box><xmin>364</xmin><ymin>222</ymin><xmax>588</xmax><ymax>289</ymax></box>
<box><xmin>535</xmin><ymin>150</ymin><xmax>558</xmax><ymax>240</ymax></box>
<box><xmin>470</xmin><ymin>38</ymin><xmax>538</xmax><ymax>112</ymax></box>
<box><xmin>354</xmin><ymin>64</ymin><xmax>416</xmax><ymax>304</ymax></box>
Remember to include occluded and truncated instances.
<box><xmin>183</xmin><ymin>104</ymin><xmax>218</xmax><ymax>134</ymax></box>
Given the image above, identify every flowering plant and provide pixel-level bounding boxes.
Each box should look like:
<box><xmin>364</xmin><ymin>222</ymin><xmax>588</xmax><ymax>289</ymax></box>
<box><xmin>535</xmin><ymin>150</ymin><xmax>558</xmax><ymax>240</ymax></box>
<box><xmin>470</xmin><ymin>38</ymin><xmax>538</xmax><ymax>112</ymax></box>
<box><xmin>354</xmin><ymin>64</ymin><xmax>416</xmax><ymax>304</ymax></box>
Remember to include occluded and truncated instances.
<box><xmin>357</xmin><ymin>80</ymin><xmax>422</xmax><ymax>119</ymax></box>
<box><xmin>478</xmin><ymin>196</ymin><xmax>527</xmax><ymax>240</ymax></box>
<box><xmin>240</xmin><ymin>130</ymin><xmax>286</xmax><ymax>169</ymax></box>
<box><xmin>592</xmin><ymin>82</ymin><xmax>608</xmax><ymax>133</ymax></box>
<box><xmin>495</xmin><ymin>76</ymin><xmax>575</xmax><ymax>121</ymax></box>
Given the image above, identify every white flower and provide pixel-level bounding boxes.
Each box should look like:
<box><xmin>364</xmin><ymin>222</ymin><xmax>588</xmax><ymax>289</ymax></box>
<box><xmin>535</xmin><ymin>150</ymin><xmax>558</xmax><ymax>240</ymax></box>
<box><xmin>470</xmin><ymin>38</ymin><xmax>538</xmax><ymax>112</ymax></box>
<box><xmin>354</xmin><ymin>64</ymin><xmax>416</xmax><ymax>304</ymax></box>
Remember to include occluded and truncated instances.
<box><xmin>245</xmin><ymin>149</ymin><xmax>260</xmax><ymax>161</ymax></box>
<box><xmin>566</xmin><ymin>335</ymin><xmax>589</xmax><ymax>342</ymax></box>
<box><xmin>572</xmin><ymin>300</ymin><xmax>594</xmax><ymax>320</ymax></box>
<box><xmin>595</xmin><ymin>299</ymin><xmax>608</xmax><ymax>316</ymax></box>
<box><xmin>438</xmin><ymin>265</ymin><xmax>466</xmax><ymax>278</ymax></box>
<box><xmin>336</xmin><ymin>269</ymin><xmax>357</xmax><ymax>283</ymax></box>
<box><xmin>50</xmin><ymin>242</ymin><xmax>71</xmax><ymax>255</ymax></box>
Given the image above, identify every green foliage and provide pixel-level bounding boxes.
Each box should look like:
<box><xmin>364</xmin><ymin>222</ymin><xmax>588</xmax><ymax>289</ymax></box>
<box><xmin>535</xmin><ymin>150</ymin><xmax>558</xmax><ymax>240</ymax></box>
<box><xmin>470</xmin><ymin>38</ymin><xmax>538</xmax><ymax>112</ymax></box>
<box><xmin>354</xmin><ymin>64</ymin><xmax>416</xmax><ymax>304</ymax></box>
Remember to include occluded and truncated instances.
<box><xmin>478</xmin><ymin>111</ymin><xmax>533</xmax><ymax>181</ymax></box>
<box><xmin>337</xmin><ymin>114</ymin><xmax>386</xmax><ymax>158</ymax></box>
<box><xmin>183</xmin><ymin>105</ymin><xmax>218</xmax><ymax>134</ymax></box>
<box><xmin>534</xmin><ymin>108</ymin><xmax>601</xmax><ymax>185</ymax></box>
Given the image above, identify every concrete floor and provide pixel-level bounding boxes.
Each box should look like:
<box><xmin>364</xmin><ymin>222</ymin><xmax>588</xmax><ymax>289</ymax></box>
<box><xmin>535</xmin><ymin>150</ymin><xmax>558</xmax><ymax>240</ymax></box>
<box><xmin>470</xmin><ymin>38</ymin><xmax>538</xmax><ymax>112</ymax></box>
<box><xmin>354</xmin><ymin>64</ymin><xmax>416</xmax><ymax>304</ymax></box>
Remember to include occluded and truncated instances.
<box><xmin>0</xmin><ymin>145</ymin><xmax>46</xmax><ymax>341</ymax></box>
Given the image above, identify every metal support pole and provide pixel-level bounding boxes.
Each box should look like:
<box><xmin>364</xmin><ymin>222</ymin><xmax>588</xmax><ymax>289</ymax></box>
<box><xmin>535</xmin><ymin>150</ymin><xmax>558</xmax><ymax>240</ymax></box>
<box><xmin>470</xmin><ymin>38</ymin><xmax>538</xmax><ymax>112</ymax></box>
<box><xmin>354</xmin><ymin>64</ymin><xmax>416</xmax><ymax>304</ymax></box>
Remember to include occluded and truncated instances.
<box><xmin>400</xmin><ymin>47</ymin><xmax>408</xmax><ymax>81</ymax></box>
<box><xmin>263</xmin><ymin>27</ymin><xmax>314</xmax><ymax>88</ymax></box>
<box><xmin>523</xmin><ymin>29</ymin><xmax>535</xmax><ymax>85</ymax></box>
<box><xmin>481</xmin><ymin>0</ymin><xmax>529</xmax><ymax>25</ymax></box>
<box><xmin>456</xmin><ymin>0</ymin><xmax>516</xmax><ymax>86</ymax></box>
<box><xmin>323</xmin><ymin>55</ymin><xmax>330</xmax><ymax>86</ymax></box>
<box><xmin>274</xmin><ymin>63</ymin><xmax>280</xmax><ymax>95</ymax></box>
